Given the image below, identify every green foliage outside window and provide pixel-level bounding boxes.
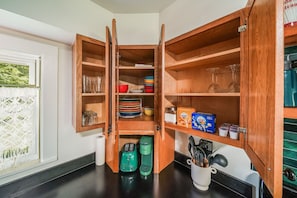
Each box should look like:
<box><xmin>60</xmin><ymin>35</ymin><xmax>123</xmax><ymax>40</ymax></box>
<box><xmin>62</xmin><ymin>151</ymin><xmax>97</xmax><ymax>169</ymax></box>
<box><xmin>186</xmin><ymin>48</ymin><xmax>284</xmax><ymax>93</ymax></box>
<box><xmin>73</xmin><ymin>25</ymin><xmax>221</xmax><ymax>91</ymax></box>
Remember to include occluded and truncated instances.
<box><xmin>0</xmin><ymin>63</ymin><xmax>29</xmax><ymax>86</ymax></box>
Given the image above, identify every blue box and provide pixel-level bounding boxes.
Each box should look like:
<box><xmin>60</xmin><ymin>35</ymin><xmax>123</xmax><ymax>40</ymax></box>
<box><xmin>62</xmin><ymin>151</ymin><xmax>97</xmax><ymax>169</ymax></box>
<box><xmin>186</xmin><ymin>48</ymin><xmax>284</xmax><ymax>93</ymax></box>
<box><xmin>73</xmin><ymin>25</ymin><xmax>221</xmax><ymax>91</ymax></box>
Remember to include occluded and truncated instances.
<box><xmin>192</xmin><ymin>112</ymin><xmax>216</xmax><ymax>133</ymax></box>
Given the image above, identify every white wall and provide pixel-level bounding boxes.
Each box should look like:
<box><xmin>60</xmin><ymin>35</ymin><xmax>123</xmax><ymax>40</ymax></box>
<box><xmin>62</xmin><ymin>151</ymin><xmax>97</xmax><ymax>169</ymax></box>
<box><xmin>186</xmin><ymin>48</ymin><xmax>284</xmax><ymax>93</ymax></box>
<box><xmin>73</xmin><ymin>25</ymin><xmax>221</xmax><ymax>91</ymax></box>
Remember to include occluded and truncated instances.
<box><xmin>0</xmin><ymin>1</ymin><xmax>160</xmax><ymax>44</ymax></box>
<box><xmin>0</xmin><ymin>0</ymin><xmax>113</xmax><ymax>41</ymax></box>
<box><xmin>0</xmin><ymin>26</ymin><xmax>102</xmax><ymax>185</ymax></box>
<box><xmin>160</xmin><ymin>0</ymin><xmax>247</xmax><ymax>40</ymax></box>
<box><xmin>114</xmin><ymin>13</ymin><xmax>160</xmax><ymax>44</ymax></box>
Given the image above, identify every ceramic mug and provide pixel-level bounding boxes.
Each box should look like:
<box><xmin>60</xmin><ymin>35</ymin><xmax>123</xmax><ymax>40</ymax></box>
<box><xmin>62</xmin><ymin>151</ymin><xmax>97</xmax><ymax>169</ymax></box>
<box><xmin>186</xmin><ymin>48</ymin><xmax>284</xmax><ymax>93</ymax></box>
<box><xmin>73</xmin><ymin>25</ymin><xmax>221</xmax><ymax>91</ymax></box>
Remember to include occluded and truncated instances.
<box><xmin>187</xmin><ymin>159</ymin><xmax>217</xmax><ymax>191</ymax></box>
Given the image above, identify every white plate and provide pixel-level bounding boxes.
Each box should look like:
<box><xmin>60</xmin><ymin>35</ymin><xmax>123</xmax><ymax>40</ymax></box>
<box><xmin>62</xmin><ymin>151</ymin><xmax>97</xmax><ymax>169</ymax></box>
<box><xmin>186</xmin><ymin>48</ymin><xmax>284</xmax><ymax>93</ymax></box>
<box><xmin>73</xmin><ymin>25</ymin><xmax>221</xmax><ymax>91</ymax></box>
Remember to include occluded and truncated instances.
<box><xmin>130</xmin><ymin>89</ymin><xmax>143</xmax><ymax>93</ymax></box>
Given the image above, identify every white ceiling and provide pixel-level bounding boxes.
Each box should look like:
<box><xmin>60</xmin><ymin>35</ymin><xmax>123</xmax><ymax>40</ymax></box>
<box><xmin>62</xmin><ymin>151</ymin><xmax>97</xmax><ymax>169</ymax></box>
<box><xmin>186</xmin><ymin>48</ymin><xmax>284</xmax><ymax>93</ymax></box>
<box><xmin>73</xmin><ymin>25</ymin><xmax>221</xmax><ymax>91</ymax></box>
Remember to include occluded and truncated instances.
<box><xmin>91</xmin><ymin>0</ymin><xmax>176</xmax><ymax>13</ymax></box>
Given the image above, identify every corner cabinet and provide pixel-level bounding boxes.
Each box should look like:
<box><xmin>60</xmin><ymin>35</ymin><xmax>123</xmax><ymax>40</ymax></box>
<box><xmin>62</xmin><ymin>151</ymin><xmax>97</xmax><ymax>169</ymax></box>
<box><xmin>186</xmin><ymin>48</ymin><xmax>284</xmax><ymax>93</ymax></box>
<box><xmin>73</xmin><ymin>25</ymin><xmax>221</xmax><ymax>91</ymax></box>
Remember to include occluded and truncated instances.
<box><xmin>73</xmin><ymin>0</ymin><xmax>283</xmax><ymax>195</ymax></box>
<box><xmin>160</xmin><ymin>0</ymin><xmax>283</xmax><ymax>197</ymax></box>
<box><xmin>105</xmin><ymin>19</ymin><xmax>172</xmax><ymax>173</ymax></box>
<box><xmin>72</xmin><ymin>32</ymin><xmax>110</xmax><ymax>132</ymax></box>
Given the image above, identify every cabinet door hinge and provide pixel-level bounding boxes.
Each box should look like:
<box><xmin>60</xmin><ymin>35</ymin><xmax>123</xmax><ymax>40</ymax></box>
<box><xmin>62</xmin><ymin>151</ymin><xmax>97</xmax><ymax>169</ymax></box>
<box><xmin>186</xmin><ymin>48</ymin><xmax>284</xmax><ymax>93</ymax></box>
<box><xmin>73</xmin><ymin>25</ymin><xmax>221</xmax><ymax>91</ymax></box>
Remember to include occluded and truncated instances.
<box><xmin>116</xmin><ymin>52</ymin><xmax>121</xmax><ymax>59</ymax></box>
<box><xmin>238</xmin><ymin>127</ymin><xmax>247</xmax><ymax>134</ymax></box>
<box><xmin>238</xmin><ymin>24</ymin><xmax>247</xmax><ymax>33</ymax></box>
<box><xmin>155</xmin><ymin>125</ymin><xmax>161</xmax><ymax>131</ymax></box>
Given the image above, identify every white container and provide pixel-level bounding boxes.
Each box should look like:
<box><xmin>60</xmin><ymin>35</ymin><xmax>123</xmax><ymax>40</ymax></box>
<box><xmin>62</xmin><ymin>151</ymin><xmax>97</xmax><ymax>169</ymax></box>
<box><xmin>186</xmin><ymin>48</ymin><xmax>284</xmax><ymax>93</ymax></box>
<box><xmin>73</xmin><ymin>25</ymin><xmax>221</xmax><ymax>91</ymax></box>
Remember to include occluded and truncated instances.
<box><xmin>229</xmin><ymin>129</ymin><xmax>239</xmax><ymax>140</ymax></box>
<box><xmin>219</xmin><ymin>126</ymin><xmax>228</xmax><ymax>137</ymax></box>
<box><xmin>187</xmin><ymin>159</ymin><xmax>217</xmax><ymax>191</ymax></box>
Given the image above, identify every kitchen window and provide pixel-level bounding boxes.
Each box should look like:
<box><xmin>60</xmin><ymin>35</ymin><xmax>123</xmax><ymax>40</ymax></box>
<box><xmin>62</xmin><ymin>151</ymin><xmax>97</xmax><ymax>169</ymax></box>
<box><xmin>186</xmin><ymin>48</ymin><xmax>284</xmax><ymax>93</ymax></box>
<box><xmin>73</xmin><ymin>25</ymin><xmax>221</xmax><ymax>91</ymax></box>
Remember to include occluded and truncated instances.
<box><xmin>0</xmin><ymin>32</ymin><xmax>58</xmax><ymax>183</ymax></box>
<box><xmin>0</xmin><ymin>50</ymin><xmax>40</xmax><ymax>174</ymax></box>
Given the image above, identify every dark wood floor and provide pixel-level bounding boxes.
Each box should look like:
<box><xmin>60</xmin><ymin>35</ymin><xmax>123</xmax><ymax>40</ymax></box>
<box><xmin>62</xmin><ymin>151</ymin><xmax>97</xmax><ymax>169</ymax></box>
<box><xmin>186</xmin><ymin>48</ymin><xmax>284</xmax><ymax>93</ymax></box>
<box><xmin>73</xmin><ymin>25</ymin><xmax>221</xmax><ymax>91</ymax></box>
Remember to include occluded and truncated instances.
<box><xmin>15</xmin><ymin>163</ymin><xmax>246</xmax><ymax>198</ymax></box>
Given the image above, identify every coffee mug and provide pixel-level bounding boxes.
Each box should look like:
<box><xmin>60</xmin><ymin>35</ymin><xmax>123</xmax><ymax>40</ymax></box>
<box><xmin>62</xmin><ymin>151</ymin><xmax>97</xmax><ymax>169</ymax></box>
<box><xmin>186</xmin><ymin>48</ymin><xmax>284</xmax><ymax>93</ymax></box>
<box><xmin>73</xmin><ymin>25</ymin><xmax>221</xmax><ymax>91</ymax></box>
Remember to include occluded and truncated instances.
<box><xmin>187</xmin><ymin>159</ymin><xmax>217</xmax><ymax>191</ymax></box>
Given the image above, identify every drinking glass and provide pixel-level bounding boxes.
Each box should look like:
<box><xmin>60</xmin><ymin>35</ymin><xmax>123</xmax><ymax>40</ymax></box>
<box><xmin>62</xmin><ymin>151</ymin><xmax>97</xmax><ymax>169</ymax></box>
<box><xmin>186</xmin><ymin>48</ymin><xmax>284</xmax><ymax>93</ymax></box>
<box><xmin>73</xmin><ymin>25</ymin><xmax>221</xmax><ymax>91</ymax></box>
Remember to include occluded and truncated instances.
<box><xmin>227</xmin><ymin>64</ymin><xmax>240</xmax><ymax>92</ymax></box>
<box><xmin>207</xmin><ymin>67</ymin><xmax>220</xmax><ymax>93</ymax></box>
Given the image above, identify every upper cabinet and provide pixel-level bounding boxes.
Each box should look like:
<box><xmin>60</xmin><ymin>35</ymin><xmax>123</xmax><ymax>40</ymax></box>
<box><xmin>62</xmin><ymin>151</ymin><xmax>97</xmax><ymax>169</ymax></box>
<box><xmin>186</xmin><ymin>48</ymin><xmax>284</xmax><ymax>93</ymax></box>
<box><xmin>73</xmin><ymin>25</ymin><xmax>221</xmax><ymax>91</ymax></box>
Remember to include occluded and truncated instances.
<box><xmin>116</xmin><ymin>45</ymin><xmax>158</xmax><ymax>134</ymax></box>
<box><xmin>105</xmin><ymin>19</ymin><xmax>165</xmax><ymax>173</ymax></box>
<box><xmin>162</xmin><ymin>0</ymin><xmax>283</xmax><ymax>196</ymax></box>
<box><xmin>164</xmin><ymin>11</ymin><xmax>244</xmax><ymax>148</ymax></box>
<box><xmin>72</xmin><ymin>32</ymin><xmax>110</xmax><ymax>132</ymax></box>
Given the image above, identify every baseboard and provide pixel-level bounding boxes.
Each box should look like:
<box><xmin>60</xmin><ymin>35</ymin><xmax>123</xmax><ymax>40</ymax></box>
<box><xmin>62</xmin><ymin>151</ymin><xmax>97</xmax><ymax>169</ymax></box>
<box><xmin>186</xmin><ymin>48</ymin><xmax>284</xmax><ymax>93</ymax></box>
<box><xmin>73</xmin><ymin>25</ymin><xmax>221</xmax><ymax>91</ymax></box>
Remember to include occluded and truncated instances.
<box><xmin>0</xmin><ymin>153</ymin><xmax>95</xmax><ymax>197</ymax></box>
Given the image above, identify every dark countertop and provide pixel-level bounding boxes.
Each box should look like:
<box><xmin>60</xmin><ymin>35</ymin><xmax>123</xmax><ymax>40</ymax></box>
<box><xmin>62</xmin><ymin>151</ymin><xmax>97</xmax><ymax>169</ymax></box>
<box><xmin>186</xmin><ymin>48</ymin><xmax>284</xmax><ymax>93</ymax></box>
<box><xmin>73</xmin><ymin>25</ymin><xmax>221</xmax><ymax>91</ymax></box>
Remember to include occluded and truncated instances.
<box><xmin>15</xmin><ymin>162</ymin><xmax>247</xmax><ymax>198</ymax></box>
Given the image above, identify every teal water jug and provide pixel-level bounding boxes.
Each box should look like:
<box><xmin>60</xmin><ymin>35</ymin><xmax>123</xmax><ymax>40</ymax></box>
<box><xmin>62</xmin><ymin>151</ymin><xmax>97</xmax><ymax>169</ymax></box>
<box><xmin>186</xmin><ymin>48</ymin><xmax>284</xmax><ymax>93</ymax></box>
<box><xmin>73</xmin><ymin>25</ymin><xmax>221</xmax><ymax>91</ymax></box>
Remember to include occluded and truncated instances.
<box><xmin>284</xmin><ymin>68</ymin><xmax>297</xmax><ymax>107</ymax></box>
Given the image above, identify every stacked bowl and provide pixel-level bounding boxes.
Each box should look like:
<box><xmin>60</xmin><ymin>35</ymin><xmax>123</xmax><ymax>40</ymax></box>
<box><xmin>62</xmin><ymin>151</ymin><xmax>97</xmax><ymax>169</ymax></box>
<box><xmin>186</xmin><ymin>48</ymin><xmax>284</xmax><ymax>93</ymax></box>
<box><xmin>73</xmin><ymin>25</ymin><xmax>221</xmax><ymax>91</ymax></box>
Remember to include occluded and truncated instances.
<box><xmin>144</xmin><ymin>76</ymin><xmax>154</xmax><ymax>93</ymax></box>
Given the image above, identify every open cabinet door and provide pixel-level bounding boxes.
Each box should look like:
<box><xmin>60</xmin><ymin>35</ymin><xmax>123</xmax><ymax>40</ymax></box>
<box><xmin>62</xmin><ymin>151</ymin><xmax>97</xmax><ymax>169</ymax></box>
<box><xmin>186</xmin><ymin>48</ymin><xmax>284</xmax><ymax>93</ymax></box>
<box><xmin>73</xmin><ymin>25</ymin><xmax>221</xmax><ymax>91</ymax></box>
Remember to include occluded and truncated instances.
<box><xmin>105</xmin><ymin>20</ymin><xmax>119</xmax><ymax>172</ymax></box>
<box><xmin>243</xmin><ymin>0</ymin><xmax>284</xmax><ymax>196</ymax></box>
<box><xmin>155</xmin><ymin>24</ymin><xmax>175</xmax><ymax>173</ymax></box>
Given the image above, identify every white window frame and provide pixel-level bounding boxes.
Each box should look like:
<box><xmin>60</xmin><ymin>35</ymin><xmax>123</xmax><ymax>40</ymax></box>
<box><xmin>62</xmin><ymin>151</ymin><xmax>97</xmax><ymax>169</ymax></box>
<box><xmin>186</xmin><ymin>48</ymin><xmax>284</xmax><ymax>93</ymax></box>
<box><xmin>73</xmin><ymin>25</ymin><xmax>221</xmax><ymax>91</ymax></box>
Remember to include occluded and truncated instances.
<box><xmin>0</xmin><ymin>50</ymin><xmax>41</xmax><ymax>173</ymax></box>
<box><xmin>0</xmin><ymin>32</ymin><xmax>58</xmax><ymax>184</ymax></box>
<box><xmin>0</xmin><ymin>49</ymin><xmax>40</xmax><ymax>87</ymax></box>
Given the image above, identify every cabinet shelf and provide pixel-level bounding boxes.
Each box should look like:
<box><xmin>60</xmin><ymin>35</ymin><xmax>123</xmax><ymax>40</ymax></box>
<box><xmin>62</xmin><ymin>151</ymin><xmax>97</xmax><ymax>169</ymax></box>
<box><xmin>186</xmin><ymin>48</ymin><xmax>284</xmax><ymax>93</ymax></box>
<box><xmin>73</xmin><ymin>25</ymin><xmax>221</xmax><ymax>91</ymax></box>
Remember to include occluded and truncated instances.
<box><xmin>285</xmin><ymin>25</ymin><xmax>297</xmax><ymax>46</ymax></box>
<box><xmin>165</xmin><ymin>14</ymin><xmax>240</xmax><ymax>56</ymax></box>
<box><xmin>284</xmin><ymin>107</ymin><xmax>297</xmax><ymax>119</ymax></box>
<box><xmin>82</xmin><ymin>93</ymin><xmax>106</xmax><ymax>96</ymax></box>
<box><xmin>165</xmin><ymin>123</ymin><xmax>244</xmax><ymax>148</ymax></box>
<box><xmin>119</xmin><ymin>67</ymin><xmax>154</xmax><ymax>77</ymax></box>
<box><xmin>166</xmin><ymin>48</ymin><xmax>240</xmax><ymax>71</ymax></box>
<box><xmin>80</xmin><ymin>122</ymin><xmax>105</xmax><ymax>131</ymax></box>
<box><xmin>165</xmin><ymin>92</ymin><xmax>240</xmax><ymax>97</ymax></box>
<box><xmin>118</xmin><ymin>116</ymin><xmax>155</xmax><ymax>132</ymax></box>
<box><xmin>119</xmin><ymin>93</ymin><xmax>155</xmax><ymax>96</ymax></box>
<box><xmin>118</xmin><ymin>66</ymin><xmax>154</xmax><ymax>69</ymax></box>
<box><xmin>118</xmin><ymin>130</ymin><xmax>155</xmax><ymax>135</ymax></box>
<box><xmin>82</xmin><ymin>61</ymin><xmax>106</xmax><ymax>69</ymax></box>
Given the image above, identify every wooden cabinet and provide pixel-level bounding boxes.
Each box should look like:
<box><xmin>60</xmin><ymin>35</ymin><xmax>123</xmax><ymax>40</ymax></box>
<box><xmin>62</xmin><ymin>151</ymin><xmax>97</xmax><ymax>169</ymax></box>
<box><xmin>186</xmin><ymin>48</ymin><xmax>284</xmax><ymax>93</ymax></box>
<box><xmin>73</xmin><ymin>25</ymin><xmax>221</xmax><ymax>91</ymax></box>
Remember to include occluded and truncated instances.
<box><xmin>163</xmin><ymin>11</ymin><xmax>244</xmax><ymax>148</ymax></box>
<box><xmin>159</xmin><ymin>0</ymin><xmax>284</xmax><ymax>197</ymax></box>
<box><xmin>72</xmin><ymin>32</ymin><xmax>110</xmax><ymax>132</ymax></box>
<box><xmin>105</xmin><ymin>19</ymin><xmax>168</xmax><ymax>173</ymax></box>
<box><xmin>73</xmin><ymin>1</ymin><xmax>283</xmax><ymax>196</ymax></box>
<box><xmin>116</xmin><ymin>45</ymin><xmax>158</xmax><ymax>134</ymax></box>
<box><xmin>284</xmin><ymin>25</ymin><xmax>297</xmax><ymax>119</ymax></box>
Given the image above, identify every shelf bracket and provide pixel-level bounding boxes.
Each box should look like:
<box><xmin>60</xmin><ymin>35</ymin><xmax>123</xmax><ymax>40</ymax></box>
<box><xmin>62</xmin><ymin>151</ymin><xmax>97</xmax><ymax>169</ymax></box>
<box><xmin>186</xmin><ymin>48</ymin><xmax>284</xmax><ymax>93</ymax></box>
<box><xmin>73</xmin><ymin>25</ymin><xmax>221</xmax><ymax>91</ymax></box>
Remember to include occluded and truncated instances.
<box><xmin>238</xmin><ymin>24</ymin><xmax>247</xmax><ymax>33</ymax></box>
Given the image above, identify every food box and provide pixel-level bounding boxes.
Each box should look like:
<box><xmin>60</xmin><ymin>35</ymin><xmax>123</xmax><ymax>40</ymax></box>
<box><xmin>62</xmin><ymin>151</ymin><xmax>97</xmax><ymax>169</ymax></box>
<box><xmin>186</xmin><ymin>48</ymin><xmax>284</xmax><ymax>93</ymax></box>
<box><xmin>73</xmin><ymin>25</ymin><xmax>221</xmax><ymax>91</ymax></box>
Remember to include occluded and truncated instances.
<box><xmin>177</xmin><ymin>107</ymin><xmax>196</xmax><ymax>128</ymax></box>
<box><xmin>192</xmin><ymin>112</ymin><xmax>216</xmax><ymax>133</ymax></box>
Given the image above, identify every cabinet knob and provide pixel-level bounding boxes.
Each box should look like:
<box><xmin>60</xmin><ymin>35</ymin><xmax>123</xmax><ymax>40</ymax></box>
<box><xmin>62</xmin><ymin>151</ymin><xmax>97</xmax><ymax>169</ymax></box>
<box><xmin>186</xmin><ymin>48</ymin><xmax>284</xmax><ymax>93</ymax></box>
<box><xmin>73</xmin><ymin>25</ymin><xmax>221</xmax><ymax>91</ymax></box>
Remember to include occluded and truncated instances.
<box><xmin>283</xmin><ymin>168</ymin><xmax>296</xmax><ymax>181</ymax></box>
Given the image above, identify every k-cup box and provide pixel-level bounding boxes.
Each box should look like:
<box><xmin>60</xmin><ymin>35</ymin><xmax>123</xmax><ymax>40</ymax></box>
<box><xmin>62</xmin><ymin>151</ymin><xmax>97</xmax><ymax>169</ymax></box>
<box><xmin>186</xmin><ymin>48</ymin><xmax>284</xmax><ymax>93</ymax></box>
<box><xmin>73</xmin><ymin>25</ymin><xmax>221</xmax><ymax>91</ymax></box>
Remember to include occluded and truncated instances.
<box><xmin>192</xmin><ymin>112</ymin><xmax>216</xmax><ymax>133</ymax></box>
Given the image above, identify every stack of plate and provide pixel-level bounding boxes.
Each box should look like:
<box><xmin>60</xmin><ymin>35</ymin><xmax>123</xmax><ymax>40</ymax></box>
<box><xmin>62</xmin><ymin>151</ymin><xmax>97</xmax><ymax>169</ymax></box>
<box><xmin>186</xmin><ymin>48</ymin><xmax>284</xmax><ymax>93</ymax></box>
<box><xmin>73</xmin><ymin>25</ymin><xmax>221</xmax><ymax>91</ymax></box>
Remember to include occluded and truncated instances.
<box><xmin>119</xmin><ymin>98</ymin><xmax>142</xmax><ymax>118</ymax></box>
<box><xmin>144</xmin><ymin>76</ymin><xmax>154</xmax><ymax>93</ymax></box>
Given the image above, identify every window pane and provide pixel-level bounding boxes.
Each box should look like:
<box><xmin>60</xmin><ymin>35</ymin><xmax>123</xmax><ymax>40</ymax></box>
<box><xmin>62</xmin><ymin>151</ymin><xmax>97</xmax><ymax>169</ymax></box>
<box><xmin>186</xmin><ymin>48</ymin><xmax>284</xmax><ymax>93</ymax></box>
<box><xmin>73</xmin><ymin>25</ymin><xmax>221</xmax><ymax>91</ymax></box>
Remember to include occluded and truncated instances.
<box><xmin>0</xmin><ymin>63</ymin><xmax>29</xmax><ymax>86</ymax></box>
<box><xmin>0</xmin><ymin>88</ymin><xmax>39</xmax><ymax>173</ymax></box>
<box><xmin>0</xmin><ymin>50</ymin><xmax>40</xmax><ymax>174</ymax></box>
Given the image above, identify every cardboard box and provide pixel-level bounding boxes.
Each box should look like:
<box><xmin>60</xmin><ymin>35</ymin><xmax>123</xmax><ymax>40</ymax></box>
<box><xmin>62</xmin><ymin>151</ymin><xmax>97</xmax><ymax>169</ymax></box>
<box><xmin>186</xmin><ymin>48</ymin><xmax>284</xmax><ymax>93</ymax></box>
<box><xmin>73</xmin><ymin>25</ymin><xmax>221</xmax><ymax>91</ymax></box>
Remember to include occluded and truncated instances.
<box><xmin>177</xmin><ymin>107</ymin><xmax>196</xmax><ymax>128</ymax></box>
<box><xmin>192</xmin><ymin>112</ymin><xmax>216</xmax><ymax>133</ymax></box>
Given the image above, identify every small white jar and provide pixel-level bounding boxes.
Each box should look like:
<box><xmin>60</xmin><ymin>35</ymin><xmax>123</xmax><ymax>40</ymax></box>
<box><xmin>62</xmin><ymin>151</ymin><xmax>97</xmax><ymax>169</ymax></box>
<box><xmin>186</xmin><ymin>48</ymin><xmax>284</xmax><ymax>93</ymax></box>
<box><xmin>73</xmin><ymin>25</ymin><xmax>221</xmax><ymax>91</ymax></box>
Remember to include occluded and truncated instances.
<box><xmin>219</xmin><ymin>126</ymin><xmax>228</xmax><ymax>137</ymax></box>
<box><xmin>229</xmin><ymin>129</ymin><xmax>239</xmax><ymax>139</ymax></box>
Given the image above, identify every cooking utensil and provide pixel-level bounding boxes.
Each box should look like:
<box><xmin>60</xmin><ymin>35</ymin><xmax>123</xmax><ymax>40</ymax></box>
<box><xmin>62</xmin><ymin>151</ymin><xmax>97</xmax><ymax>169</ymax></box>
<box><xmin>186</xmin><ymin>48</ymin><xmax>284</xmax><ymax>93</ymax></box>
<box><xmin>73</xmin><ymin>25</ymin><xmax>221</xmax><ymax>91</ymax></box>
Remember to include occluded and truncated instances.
<box><xmin>188</xmin><ymin>136</ymin><xmax>210</xmax><ymax>167</ymax></box>
<box><xmin>195</xmin><ymin>145</ymin><xmax>209</xmax><ymax>167</ymax></box>
<box><xmin>209</xmin><ymin>154</ymin><xmax>228</xmax><ymax>167</ymax></box>
<box><xmin>188</xmin><ymin>141</ymin><xmax>194</xmax><ymax>159</ymax></box>
<box><xmin>188</xmin><ymin>136</ymin><xmax>196</xmax><ymax>159</ymax></box>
